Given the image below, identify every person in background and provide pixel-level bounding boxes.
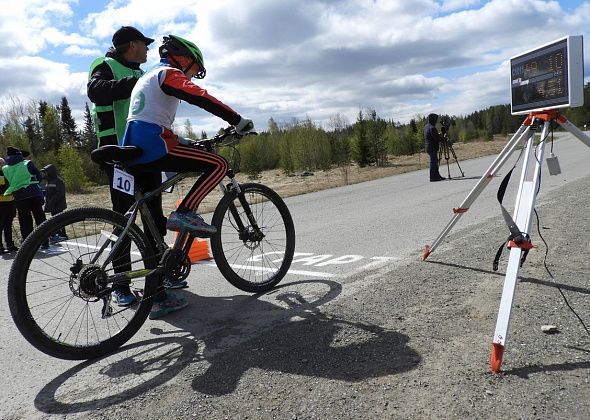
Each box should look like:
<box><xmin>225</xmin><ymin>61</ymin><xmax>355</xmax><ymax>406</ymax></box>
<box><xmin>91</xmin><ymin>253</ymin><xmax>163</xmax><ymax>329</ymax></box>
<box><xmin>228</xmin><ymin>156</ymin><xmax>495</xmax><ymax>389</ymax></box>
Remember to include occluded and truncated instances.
<box><xmin>0</xmin><ymin>157</ymin><xmax>18</xmax><ymax>254</ymax></box>
<box><xmin>41</xmin><ymin>164</ymin><xmax>68</xmax><ymax>242</ymax></box>
<box><xmin>88</xmin><ymin>26</ymin><xmax>183</xmax><ymax>307</ymax></box>
<box><xmin>424</xmin><ymin>113</ymin><xmax>446</xmax><ymax>182</ymax></box>
<box><xmin>2</xmin><ymin>147</ymin><xmax>47</xmax><ymax>247</ymax></box>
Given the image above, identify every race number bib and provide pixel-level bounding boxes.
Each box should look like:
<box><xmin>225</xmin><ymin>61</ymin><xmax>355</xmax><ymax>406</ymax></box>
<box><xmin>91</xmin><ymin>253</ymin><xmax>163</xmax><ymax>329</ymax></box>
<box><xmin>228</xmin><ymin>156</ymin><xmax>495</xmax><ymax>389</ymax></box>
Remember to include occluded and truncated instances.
<box><xmin>113</xmin><ymin>167</ymin><xmax>135</xmax><ymax>196</ymax></box>
<box><xmin>161</xmin><ymin>171</ymin><xmax>177</xmax><ymax>193</ymax></box>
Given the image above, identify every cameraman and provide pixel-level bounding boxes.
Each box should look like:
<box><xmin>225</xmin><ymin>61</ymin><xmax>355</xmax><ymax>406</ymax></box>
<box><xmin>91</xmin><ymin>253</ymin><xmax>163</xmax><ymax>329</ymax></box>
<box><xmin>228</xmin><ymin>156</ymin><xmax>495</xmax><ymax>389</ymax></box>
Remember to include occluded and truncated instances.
<box><xmin>424</xmin><ymin>113</ymin><xmax>446</xmax><ymax>182</ymax></box>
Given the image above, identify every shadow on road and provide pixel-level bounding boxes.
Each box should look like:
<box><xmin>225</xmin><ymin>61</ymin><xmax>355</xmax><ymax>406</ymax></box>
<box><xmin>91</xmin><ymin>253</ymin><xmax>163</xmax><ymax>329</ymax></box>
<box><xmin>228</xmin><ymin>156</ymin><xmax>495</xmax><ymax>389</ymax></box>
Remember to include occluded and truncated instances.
<box><xmin>504</xmin><ymin>358</ymin><xmax>590</xmax><ymax>379</ymax></box>
<box><xmin>34</xmin><ymin>278</ymin><xmax>421</xmax><ymax>413</ymax></box>
<box><xmin>191</xmin><ymin>313</ymin><xmax>419</xmax><ymax>396</ymax></box>
<box><xmin>426</xmin><ymin>260</ymin><xmax>590</xmax><ymax>294</ymax></box>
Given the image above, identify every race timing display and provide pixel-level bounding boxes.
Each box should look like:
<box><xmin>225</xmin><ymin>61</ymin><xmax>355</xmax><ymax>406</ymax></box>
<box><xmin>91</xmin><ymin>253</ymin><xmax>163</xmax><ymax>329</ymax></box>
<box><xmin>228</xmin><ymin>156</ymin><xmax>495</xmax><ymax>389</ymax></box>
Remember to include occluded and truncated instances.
<box><xmin>510</xmin><ymin>35</ymin><xmax>584</xmax><ymax>114</ymax></box>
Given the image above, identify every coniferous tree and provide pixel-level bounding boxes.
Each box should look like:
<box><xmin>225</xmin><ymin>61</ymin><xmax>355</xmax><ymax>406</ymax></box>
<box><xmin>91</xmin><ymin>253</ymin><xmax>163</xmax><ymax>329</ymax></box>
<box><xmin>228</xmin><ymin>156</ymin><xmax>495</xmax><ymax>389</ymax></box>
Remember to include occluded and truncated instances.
<box><xmin>24</xmin><ymin>116</ymin><xmax>43</xmax><ymax>155</ymax></box>
<box><xmin>60</xmin><ymin>96</ymin><xmax>79</xmax><ymax>146</ymax></box>
<box><xmin>38</xmin><ymin>100</ymin><xmax>48</xmax><ymax>119</ymax></box>
<box><xmin>40</xmin><ymin>105</ymin><xmax>61</xmax><ymax>152</ymax></box>
<box><xmin>352</xmin><ymin>110</ymin><xmax>369</xmax><ymax>166</ymax></box>
<box><xmin>80</xmin><ymin>103</ymin><xmax>97</xmax><ymax>153</ymax></box>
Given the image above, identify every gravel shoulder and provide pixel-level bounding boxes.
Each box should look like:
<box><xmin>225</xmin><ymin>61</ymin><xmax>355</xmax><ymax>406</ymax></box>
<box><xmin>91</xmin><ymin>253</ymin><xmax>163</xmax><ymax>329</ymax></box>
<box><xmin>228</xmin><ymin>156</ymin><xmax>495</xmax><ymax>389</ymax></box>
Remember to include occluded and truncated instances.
<box><xmin>28</xmin><ymin>166</ymin><xmax>590</xmax><ymax>419</ymax></box>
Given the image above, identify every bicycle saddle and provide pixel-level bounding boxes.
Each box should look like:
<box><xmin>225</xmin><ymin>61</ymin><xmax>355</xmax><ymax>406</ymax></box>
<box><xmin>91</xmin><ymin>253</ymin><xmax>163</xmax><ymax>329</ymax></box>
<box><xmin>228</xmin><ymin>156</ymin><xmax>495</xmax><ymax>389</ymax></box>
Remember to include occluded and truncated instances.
<box><xmin>90</xmin><ymin>145</ymin><xmax>143</xmax><ymax>165</ymax></box>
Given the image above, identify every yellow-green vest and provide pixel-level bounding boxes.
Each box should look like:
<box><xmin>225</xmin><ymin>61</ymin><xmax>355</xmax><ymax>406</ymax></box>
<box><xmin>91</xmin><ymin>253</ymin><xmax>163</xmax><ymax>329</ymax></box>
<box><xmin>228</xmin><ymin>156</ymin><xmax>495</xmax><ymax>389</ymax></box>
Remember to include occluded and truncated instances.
<box><xmin>2</xmin><ymin>161</ymin><xmax>38</xmax><ymax>196</ymax></box>
<box><xmin>88</xmin><ymin>57</ymin><xmax>143</xmax><ymax>145</ymax></box>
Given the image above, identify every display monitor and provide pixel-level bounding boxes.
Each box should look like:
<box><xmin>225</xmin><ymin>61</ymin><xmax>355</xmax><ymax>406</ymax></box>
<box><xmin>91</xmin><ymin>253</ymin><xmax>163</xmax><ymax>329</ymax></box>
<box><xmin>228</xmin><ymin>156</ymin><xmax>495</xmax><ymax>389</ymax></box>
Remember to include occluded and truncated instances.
<box><xmin>510</xmin><ymin>35</ymin><xmax>584</xmax><ymax>115</ymax></box>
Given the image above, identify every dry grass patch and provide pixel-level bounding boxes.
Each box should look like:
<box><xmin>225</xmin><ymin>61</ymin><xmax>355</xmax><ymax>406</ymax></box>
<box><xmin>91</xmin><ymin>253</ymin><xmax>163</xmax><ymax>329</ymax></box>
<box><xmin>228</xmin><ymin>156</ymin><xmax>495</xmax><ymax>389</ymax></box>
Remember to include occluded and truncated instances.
<box><xmin>66</xmin><ymin>138</ymin><xmax>509</xmax><ymax>216</ymax></box>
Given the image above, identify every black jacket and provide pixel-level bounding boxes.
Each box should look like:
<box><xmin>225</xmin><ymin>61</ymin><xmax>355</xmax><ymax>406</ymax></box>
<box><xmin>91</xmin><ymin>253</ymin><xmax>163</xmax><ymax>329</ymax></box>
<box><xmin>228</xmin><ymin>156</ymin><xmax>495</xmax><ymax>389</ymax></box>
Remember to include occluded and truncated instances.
<box><xmin>42</xmin><ymin>164</ymin><xmax>67</xmax><ymax>213</ymax></box>
<box><xmin>87</xmin><ymin>48</ymin><xmax>141</xmax><ymax>147</ymax></box>
<box><xmin>424</xmin><ymin>113</ymin><xmax>444</xmax><ymax>153</ymax></box>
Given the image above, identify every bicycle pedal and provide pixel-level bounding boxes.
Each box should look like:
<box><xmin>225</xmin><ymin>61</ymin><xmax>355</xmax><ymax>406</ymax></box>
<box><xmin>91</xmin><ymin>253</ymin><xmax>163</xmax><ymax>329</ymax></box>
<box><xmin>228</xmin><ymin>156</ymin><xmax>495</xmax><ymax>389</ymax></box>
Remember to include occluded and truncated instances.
<box><xmin>101</xmin><ymin>302</ymin><xmax>114</xmax><ymax>319</ymax></box>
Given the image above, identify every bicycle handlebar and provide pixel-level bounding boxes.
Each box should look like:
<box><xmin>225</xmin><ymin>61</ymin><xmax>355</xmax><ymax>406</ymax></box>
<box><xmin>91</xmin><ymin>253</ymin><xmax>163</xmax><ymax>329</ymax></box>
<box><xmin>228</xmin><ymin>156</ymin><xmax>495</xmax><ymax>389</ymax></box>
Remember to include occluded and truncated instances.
<box><xmin>190</xmin><ymin>126</ymin><xmax>258</xmax><ymax>149</ymax></box>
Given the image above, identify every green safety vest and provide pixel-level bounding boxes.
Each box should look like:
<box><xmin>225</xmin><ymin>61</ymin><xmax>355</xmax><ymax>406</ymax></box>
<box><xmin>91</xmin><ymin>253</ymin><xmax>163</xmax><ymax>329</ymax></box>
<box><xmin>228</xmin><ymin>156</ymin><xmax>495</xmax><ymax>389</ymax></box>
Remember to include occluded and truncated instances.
<box><xmin>88</xmin><ymin>57</ymin><xmax>143</xmax><ymax>145</ymax></box>
<box><xmin>2</xmin><ymin>161</ymin><xmax>38</xmax><ymax>196</ymax></box>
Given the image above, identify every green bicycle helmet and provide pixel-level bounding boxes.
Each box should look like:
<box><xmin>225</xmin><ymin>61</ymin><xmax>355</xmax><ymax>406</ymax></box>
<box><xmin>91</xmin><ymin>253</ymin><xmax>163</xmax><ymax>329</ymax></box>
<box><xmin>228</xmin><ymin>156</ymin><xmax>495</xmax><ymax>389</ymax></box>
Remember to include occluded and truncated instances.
<box><xmin>159</xmin><ymin>34</ymin><xmax>206</xmax><ymax>79</ymax></box>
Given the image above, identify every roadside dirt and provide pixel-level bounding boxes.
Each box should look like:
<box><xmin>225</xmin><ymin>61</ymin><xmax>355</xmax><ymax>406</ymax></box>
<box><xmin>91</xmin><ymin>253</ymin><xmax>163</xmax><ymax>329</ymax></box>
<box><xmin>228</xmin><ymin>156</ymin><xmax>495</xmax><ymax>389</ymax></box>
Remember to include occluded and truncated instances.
<box><xmin>67</xmin><ymin>138</ymin><xmax>509</xmax><ymax>216</ymax></box>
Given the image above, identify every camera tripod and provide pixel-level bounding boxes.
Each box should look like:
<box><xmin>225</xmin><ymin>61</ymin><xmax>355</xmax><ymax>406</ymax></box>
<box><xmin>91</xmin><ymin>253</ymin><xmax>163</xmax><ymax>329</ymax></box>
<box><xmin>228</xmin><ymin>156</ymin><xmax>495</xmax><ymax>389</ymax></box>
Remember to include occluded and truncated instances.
<box><xmin>437</xmin><ymin>135</ymin><xmax>465</xmax><ymax>179</ymax></box>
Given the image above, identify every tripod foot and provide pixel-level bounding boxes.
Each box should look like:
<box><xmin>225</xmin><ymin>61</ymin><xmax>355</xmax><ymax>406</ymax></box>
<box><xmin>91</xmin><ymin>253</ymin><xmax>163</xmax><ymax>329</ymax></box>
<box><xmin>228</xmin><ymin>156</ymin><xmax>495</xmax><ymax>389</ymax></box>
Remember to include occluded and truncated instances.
<box><xmin>422</xmin><ymin>245</ymin><xmax>431</xmax><ymax>261</ymax></box>
<box><xmin>490</xmin><ymin>343</ymin><xmax>504</xmax><ymax>374</ymax></box>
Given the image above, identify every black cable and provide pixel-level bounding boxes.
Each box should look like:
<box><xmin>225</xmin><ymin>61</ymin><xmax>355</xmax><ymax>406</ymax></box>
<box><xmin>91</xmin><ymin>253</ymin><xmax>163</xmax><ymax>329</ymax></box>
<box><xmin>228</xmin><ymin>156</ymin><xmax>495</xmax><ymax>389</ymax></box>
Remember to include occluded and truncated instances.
<box><xmin>532</xmin><ymin>122</ymin><xmax>590</xmax><ymax>335</ymax></box>
<box><xmin>528</xmin><ymin>121</ymin><xmax>590</xmax><ymax>336</ymax></box>
<box><xmin>534</xmin><ymin>208</ymin><xmax>590</xmax><ymax>336</ymax></box>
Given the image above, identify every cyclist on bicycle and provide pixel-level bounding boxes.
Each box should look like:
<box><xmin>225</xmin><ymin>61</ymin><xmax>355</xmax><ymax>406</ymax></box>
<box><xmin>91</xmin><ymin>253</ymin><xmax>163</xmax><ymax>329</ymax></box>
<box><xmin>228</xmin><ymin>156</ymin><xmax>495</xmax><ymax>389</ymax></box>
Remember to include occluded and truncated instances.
<box><xmin>122</xmin><ymin>34</ymin><xmax>254</xmax><ymax>236</ymax></box>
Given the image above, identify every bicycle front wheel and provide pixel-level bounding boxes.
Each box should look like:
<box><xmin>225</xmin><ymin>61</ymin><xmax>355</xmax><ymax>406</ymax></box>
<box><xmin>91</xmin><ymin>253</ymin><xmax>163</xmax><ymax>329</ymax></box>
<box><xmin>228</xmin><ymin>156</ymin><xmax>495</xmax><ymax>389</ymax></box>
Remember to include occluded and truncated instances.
<box><xmin>211</xmin><ymin>183</ymin><xmax>295</xmax><ymax>293</ymax></box>
<box><xmin>8</xmin><ymin>207</ymin><xmax>159</xmax><ymax>360</ymax></box>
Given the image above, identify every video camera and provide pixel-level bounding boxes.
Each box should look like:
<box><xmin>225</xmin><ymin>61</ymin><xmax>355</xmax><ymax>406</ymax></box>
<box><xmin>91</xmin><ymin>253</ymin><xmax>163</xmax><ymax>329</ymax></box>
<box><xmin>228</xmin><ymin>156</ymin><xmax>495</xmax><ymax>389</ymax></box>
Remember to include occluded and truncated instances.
<box><xmin>440</xmin><ymin>116</ymin><xmax>455</xmax><ymax>143</ymax></box>
<box><xmin>439</xmin><ymin>116</ymin><xmax>454</xmax><ymax>136</ymax></box>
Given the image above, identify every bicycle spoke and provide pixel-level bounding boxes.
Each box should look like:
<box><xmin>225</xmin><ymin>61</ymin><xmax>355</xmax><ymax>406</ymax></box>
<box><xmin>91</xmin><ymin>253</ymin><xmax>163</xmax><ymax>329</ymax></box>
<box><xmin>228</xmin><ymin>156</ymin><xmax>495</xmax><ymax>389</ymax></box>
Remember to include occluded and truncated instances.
<box><xmin>212</xmin><ymin>184</ymin><xmax>294</xmax><ymax>292</ymax></box>
<box><xmin>9</xmin><ymin>207</ymin><xmax>157</xmax><ymax>358</ymax></box>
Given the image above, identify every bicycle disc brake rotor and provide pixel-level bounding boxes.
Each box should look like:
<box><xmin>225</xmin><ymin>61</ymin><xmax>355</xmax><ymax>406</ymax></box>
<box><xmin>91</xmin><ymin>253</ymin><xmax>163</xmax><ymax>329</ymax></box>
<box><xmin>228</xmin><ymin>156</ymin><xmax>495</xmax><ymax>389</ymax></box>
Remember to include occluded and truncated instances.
<box><xmin>240</xmin><ymin>227</ymin><xmax>265</xmax><ymax>250</ymax></box>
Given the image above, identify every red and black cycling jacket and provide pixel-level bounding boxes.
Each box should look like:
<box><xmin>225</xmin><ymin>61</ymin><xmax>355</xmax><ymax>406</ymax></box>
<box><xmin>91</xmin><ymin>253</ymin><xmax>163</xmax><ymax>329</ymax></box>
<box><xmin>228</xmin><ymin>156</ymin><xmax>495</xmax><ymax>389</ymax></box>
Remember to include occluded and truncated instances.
<box><xmin>159</xmin><ymin>70</ymin><xmax>241</xmax><ymax>126</ymax></box>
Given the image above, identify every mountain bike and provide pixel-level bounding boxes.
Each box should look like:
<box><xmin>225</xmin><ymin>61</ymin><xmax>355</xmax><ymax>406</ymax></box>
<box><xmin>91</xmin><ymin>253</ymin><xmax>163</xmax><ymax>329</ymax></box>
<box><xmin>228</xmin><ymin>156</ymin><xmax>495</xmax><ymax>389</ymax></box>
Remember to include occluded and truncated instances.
<box><xmin>7</xmin><ymin>127</ymin><xmax>295</xmax><ymax>360</ymax></box>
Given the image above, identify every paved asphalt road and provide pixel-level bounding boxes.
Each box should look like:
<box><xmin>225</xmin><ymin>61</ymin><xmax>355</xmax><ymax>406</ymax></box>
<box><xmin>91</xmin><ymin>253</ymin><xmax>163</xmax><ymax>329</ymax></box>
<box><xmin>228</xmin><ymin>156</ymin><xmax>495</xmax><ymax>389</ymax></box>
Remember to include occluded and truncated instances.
<box><xmin>1</xmin><ymin>131</ymin><xmax>590</xmax><ymax>418</ymax></box>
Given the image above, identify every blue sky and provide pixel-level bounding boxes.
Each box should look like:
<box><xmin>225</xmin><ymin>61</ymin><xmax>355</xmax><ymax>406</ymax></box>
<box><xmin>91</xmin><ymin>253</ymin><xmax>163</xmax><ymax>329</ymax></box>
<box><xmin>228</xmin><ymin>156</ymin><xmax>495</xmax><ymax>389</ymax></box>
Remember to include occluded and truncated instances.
<box><xmin>1</xmin><ymin>0</ymin><xmax>589</xmax><ymax>135</ymax></box>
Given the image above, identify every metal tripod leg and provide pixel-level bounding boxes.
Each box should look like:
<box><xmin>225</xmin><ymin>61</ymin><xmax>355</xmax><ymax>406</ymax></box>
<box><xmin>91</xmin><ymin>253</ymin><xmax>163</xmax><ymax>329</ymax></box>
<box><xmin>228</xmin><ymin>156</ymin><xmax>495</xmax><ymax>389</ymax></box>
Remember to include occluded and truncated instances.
<box><xmin>448</xmin><ymin>144</ymin><xmax>465</xmax><ymax>177</ymax></box>
<box><xmin>422</xmin><ymin>124</ymin><xmax>531</xmax><ymax>260</ymax></box>
<box><xmin>490</xmin><ymin>121</ymin><xmax>549</xmax><ymax>373</ymax></box>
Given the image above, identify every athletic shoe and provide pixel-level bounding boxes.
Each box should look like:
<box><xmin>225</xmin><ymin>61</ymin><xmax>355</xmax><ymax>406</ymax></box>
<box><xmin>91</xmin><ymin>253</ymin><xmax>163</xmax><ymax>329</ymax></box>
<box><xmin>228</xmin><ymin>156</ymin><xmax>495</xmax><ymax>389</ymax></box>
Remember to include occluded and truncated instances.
<box><xmin>112</xmin><ymin>289</ymin><xmax>137</xmax><ymax>307</ymax></box>
<box><xmin>51</xmin><ymin>234</ymin><xmax>68</xmax><ymax>243</ymax></box>
<box><xmin>163</xmin><ymin>277</ymin><xmax>189</xmax><ymax>289</ymax></box>
<box><xmin>5</xmin><ymin>245</ymin><xmax>18</xmax><ymax>253</ymax></box>
<box><xmin>166</xmin><ymin>211</ymin><xmax>217</xmax><ymax>237</ymax></box>
<box><xmin>149</xmin><ymin>293</ymin><xmax>188</xmax><ymax>319</ymax></box>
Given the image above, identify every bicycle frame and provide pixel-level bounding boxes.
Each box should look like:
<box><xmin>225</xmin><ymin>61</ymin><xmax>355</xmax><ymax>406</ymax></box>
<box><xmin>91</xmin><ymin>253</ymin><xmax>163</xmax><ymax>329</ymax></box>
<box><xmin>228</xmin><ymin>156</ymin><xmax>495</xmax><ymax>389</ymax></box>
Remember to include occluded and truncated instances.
<box><xmin>95</xmin><ymin>163</ymin><xmax>263</xmax><ymax>283</ymax></box>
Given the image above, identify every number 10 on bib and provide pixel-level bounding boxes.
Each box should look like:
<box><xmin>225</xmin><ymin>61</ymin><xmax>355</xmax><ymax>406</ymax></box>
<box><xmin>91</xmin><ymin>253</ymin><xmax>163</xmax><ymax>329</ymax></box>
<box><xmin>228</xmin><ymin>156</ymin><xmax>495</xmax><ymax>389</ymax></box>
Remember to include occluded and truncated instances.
<box><xmin>113</xmin><ymin>167</ymin><xmax>135</xmax><ymax>196</ymax></box>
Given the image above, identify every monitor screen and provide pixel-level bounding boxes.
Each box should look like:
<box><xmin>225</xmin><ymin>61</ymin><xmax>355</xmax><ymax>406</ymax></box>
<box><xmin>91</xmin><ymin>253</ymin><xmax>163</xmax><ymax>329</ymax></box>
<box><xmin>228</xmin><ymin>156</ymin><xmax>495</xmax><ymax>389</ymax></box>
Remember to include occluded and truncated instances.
<box><xmin>510</xmin><ymin>36</ymin><xmax>583</xmax><ymax>114</ymax></box>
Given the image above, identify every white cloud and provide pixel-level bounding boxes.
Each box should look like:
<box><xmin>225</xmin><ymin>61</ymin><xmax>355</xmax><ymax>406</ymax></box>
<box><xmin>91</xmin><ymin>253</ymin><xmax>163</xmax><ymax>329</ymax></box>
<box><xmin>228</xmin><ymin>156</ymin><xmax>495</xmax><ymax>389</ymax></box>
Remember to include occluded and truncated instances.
<box><xmin>0</xmin><ymin>55</ymin><xmax>88</xmax><ymax>122</ymax></box>
<box><xmin>0</xmin><ymin>0</ymin><xmax>589</xmax><ymax>135</ymax></box>
<box><xmin>63</xmin><ymin>46</ymin><xmax>102</xmax><ymax>56</ymax></box>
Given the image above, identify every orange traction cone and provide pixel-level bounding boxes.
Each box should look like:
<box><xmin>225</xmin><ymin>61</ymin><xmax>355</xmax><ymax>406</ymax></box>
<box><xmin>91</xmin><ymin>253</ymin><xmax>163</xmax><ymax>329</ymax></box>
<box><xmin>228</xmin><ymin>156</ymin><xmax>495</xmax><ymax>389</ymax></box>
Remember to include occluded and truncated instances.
<box><xmin>173</xmin><ymin>199</ymin><xmax>211</xmax><ymax>263</ymax></box>
<box><xmin>186</xmin><ymin>238</ymin><xmax>210</xmax><ymax>263</ymax></box>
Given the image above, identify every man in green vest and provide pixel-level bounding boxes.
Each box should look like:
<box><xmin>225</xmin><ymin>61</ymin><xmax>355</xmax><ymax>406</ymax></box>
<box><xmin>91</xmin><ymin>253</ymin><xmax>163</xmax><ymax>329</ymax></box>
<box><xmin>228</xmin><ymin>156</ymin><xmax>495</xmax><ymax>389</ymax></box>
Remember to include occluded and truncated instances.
<box><xmin>88</xmin><ymin>27</ymin><xmax>182</xmax><ymax>307</ymax></box>
<box><xmin>88</xmin><ymin>26</ymin><xmax>152</xmax><ymax>148</ymax></box>
<box><xmin>2</xmin><ymin>147</ymin><xmax>47</xmax><ymax>248</ymax></box>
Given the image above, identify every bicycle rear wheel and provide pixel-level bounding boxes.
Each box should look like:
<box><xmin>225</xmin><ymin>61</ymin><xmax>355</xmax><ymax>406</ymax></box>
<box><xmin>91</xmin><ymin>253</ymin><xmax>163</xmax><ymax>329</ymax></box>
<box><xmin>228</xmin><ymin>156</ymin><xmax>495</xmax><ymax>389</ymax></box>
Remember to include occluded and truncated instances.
<box><xmin>8</xmin><ymin>207</ymin><xmax>159</xmax><ymax>360</ymax></box>
<box><xmin>211</xmin><ymin>183</ymin><xmax>295</xmax><ymax>293</ymax></box>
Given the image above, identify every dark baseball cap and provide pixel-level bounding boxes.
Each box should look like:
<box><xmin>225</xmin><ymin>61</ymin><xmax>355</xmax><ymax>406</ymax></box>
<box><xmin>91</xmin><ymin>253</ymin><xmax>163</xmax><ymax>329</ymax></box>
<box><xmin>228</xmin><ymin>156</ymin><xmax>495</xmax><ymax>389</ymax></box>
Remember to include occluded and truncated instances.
<box><xmin>112</xmin><ymin>26</ymin><xmax>154</xmax><ymax>47</ymax></box>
